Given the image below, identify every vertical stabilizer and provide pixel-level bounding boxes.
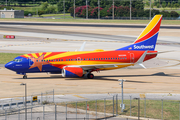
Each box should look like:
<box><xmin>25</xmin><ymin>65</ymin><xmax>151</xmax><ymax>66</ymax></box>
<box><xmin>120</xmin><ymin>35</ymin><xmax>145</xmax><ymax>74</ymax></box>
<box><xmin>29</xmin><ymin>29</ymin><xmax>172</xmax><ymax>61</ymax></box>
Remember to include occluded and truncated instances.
<box><xmin>116</xmin><ymin>15</ymin><xmax>162</xmax><ymax>51</ymax></box>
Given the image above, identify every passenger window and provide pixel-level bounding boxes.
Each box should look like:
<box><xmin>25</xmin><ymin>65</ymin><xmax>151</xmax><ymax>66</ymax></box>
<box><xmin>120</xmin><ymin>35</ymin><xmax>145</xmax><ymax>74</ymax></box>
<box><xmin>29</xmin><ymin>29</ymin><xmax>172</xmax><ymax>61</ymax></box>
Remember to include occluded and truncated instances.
<box><xmin>96</xmin><ymin>58</ymin><xmax>98</xmax><ymax>60</ymax></box>
<box><xmin>125</xmin><ymin>57</ymin><xmax>127</xmax><ymax>59</ymax></box>
<box><xmin>71</xmin><ymin>59</ymin><xmax>72</xmax><ymax>61</ymax></box>
<box><xmin>61</xmin><ymin>59</ymin><xmax>63</xmax><ymax>61</ymax></box>
<box><xmin>66</xmin><ymin>59</ymin><xmax>68</xmax><ymax>61</ymax></box>
<box><xmin>101</xmin><ymin>58</ymin><xmax>103</xmax><ymax>60</ymax></box>
<box><xmin>123</xmin><ymin>57</ymin><xmax>124</xmax><ymax>59</ymax></box>
<box><xmin>36</xmin><ymin>60</ymin><xmax>38</xmax><ymax>62</ymax></box>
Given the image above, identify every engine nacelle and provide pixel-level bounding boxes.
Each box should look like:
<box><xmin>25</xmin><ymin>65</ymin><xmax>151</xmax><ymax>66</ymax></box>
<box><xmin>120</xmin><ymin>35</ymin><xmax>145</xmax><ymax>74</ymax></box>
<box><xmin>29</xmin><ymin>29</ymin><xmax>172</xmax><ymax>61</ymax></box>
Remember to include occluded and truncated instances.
<box><xmin>62</xmin><ymin>67</ymin><xmax>84</xmax><ymax>78</ymax></box>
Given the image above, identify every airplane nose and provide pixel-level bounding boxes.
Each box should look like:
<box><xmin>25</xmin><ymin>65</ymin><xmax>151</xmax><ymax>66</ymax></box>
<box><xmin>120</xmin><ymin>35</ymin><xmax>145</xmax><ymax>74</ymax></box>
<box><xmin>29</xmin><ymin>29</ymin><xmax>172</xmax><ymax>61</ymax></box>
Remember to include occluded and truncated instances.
<box><xmin>5</xmin><ymin>62</ymin><xmax>14</xmax><ymax>70</ymax></box>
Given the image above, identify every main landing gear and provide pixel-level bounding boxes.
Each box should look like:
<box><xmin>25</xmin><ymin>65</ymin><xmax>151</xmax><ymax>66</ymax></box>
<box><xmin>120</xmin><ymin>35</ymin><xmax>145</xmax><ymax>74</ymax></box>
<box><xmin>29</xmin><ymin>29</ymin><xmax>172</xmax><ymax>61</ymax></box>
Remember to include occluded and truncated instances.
<box><xmin>23</xmin><ymin>75</ymin><xmax>27</xmax><ymax>79</ymax></box>
<box><xmin>87</xmin><ymin>73</ymin><xmax>94</xmax><ymax>79</ymax></box>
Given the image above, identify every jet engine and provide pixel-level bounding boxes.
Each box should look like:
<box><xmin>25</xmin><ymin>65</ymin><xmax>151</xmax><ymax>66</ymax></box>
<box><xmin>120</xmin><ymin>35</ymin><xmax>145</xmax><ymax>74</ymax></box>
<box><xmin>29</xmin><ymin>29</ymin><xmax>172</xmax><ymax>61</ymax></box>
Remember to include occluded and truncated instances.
<box><xmin>62</xmin><ymin>67</ymin><xmax>84</xmax><ymax>78</ymax></box>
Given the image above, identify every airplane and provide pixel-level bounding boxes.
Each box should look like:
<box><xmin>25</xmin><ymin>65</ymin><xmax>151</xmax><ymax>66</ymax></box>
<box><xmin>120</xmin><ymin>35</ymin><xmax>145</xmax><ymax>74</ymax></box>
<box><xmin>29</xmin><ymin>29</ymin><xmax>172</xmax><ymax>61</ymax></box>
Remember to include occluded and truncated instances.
<box><xmin>5</xmin><ymin>15</ymin><xmax>162</xmax><ymax>79</ymax></box>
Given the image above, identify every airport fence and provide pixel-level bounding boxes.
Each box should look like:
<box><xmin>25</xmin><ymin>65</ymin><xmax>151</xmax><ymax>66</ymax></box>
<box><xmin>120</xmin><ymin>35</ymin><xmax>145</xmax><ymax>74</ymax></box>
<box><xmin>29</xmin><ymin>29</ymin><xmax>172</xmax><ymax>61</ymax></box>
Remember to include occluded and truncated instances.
<box><xmin>0</xmin><ymin>89</ymin><xmax>55</xmax><ymax>110</ymax></box>
<box><xmin>0</xmin><ymin>94</ymin><xmax>180</xmax><ymax>120</ymax></box>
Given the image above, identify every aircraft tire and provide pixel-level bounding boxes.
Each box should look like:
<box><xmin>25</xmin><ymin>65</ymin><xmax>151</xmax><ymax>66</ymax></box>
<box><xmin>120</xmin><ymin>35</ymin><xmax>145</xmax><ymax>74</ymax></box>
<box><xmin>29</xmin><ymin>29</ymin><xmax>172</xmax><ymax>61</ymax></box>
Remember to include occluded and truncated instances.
<box><xmin>87</xmin><ymin>74</ymin><xmax>94</xmax><ymax>79</ymax></box>
<box><xmin>23</xmin><ymin>75</ymin><xmax>27</xmax><ymax>79</ymax></box>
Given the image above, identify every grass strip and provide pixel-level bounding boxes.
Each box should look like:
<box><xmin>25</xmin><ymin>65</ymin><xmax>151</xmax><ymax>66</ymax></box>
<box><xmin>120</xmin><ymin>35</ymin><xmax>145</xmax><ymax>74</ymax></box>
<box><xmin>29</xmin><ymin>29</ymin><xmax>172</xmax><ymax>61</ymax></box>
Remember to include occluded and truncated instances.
<box><xmin>0</xmin><ymin>18</ymin><xmax>179</xmax><ymax>25</ymax></box>
<box><xmin>0</xmin><ymin>53</ymin><xmax>23</xmax><ymax>64</ymax></box>
<box><xmin>58</xmin><ymin>99</ymin><xmax>180</xmax><ymax>119</ymax></box>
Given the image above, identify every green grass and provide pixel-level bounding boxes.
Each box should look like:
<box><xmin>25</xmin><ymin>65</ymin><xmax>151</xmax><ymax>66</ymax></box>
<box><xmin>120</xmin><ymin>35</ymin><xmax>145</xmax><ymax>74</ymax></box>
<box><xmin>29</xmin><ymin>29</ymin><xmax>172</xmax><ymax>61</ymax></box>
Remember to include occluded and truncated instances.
<box><xmin>0</xmin><ymin>53</ymin><xmax>23</xmax><ymax>64</ymax></box>
<box><xmin>58</xmin><ymin>99</ymin><xmax>180</xmax><ymax>119</ymax></box>
<box><xmin>41</xmin><ymin>13</ymin><xmax>70</xmax><ymax>17</ymax></box>
<box><xmin>0</xmin><ymin>18</ymin><xmax>180</xmax><ymax>25</ymax></box>
<box><xmin>13</xmin><ymin>6</ymin><xmax>41</xmax><ymax>12</ymax></box>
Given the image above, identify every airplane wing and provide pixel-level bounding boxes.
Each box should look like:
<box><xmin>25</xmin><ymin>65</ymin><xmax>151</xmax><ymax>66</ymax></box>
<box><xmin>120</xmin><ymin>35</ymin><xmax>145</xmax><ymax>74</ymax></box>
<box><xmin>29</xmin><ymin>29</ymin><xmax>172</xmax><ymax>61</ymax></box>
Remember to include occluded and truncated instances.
<box><xmin>67</xmin><ymin>63</ymin><xmax>133</xmax><ymax>70</ymax></box>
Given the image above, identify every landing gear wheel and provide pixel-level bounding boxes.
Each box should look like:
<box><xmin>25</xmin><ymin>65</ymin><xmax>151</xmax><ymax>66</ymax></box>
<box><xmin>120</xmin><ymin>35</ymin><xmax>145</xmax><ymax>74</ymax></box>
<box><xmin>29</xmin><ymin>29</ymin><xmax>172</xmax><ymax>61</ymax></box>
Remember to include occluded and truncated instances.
<box><xmin>87</xmin><ymin>74</ymin><xmax>94</xmax><ymax>79</ymax></box>
<box><xmin>23</xmin><ymin>75</ymin><xmax>27</xmax><ymax>79</ymax></box>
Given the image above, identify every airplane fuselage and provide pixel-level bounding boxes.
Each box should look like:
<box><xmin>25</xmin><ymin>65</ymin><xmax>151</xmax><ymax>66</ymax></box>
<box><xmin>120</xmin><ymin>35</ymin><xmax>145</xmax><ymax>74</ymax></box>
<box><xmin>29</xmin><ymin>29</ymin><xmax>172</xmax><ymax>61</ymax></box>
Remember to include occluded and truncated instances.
<box><xmin>5</xmin><ymin>50</ymin><xmax>157</xmax><ymax>75</ymax></box>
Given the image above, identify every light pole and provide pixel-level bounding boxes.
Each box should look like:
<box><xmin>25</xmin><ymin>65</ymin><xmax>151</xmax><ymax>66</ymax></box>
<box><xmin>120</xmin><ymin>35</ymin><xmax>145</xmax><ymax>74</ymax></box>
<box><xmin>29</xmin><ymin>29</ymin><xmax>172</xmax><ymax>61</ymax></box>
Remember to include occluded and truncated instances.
<box><xmin>74</xmin><ymin>0</ymin><xmax>75</xmax><ymax>19</ymax></box>
<box><xmin>118</xmin><ymin>79</ymin><xmax>126</xmax><ymax>113</ymax></box>
<box><xmin>112</xmin><ymin>0</ymin><xmax>114</xmax><ymax>20</ymax></box>
<box><xmin>86</xmin><ymin>0</ymin><xmax>88</xmax><ymax>19</ymax></box>
<box><xmin>20</xmin><ymin>83</ymin><xmax>27</xmax><ymax>120</ymax></box>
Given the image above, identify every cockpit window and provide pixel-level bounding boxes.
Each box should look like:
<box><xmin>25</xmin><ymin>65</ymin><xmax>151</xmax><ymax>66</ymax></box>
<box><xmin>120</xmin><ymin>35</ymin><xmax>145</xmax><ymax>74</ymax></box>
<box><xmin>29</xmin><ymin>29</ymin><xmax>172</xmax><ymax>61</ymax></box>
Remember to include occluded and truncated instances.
<box><xmin>13</xmin><ymin>59</ymin><xmax>22</xmax><ymax>62</ymax></box>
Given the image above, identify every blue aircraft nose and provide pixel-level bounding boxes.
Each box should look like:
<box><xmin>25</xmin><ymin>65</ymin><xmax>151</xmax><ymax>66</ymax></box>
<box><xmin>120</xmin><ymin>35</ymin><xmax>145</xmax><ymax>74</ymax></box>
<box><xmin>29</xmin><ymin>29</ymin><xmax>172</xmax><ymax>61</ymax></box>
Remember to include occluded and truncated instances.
<box><xmin>5</xmin><ymin>61</ymin><xmax>14</xmax><ymax>70</ymax></box>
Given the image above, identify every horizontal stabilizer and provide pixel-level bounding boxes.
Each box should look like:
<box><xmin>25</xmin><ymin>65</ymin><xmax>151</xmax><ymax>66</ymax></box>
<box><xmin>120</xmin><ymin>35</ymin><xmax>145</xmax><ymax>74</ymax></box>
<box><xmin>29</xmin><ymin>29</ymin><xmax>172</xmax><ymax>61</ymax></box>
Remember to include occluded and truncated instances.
<box><xmin>136</xmin><ymin>51</ymin><xmax>148</xmax><ymax>69</ymax></box>
<box><xmin>138</xmin><ymin>63</ymin><xmax>146</xmax><ymax>69</ymax></box>
<box><xmin>137</xmin><ymin>51</ymin><xmax>148</xmax><ymax>64</ymax></box>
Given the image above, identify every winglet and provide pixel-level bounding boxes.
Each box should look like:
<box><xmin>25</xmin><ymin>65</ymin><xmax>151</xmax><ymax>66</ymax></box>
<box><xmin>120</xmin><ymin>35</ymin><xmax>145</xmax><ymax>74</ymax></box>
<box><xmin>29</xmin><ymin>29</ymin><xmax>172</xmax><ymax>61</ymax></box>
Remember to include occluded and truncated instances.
<box><xmin>78</xmin><ymin>42</ymin><xmax>86</xmax><ymax>51</ymax></box>
<box><xmin>136</xmin><ymin>51</ymin><xmax>148</xmax><ymax>69</ymax></box>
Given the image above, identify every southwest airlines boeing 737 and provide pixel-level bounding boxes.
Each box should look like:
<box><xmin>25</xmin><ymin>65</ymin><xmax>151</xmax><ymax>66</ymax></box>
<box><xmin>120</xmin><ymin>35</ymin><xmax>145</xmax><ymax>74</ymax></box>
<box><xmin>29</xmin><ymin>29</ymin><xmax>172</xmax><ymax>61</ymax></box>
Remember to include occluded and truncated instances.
<box><xmin>5</xmin><ymin>15</ymin><xmax>162</xmax><ymax>79</ymax></box>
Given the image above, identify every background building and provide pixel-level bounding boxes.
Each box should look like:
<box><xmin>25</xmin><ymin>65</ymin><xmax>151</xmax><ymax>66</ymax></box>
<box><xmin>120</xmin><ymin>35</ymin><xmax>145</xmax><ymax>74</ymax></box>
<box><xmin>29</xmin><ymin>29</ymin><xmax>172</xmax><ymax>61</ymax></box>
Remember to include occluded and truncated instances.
<box><xmin>0</xmin><ymin>8</ymin><xmax>24</xmax><ymax>18</ymax></box>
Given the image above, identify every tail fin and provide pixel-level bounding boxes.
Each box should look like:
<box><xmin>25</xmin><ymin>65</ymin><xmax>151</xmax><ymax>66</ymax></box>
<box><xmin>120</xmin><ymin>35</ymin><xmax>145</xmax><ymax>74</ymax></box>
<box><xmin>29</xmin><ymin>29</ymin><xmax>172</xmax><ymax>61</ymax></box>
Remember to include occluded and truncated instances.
<box><xmin>116</xmin><ymin>15</ymin><xmax>162</xmax><ymax>51</ymax></box>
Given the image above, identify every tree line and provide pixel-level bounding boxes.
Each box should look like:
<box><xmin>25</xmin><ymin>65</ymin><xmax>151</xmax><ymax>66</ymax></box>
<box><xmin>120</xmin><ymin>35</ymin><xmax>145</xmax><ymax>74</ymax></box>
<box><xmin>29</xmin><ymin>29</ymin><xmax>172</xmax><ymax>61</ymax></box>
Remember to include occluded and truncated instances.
<box><xmin>0</xmin><ymin>0</ymin><xmax>179</xmax><ymax>18</ymax></box>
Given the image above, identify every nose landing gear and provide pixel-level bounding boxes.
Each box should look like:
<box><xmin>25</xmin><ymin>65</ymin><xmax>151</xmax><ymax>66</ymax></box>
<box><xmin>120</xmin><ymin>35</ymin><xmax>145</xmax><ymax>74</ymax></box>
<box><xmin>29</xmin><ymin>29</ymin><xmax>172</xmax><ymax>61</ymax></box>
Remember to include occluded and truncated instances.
<box><xmin>23</xmin><ymin>75</ymin><xmax>27</xmax><ymax>79</ymax></box>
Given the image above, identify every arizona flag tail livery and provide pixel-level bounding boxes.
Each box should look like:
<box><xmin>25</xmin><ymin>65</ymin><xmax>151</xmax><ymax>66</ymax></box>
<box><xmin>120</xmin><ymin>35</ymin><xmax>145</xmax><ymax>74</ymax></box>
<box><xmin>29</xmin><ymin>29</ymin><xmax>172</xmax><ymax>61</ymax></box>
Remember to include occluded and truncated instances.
<box><xmin>116</xmin><ymin>15</ymin><xmax>162</xmax><ymax>51</ymax></box>
<box><xmin>5</xmin><ymin>15</ymin><xmax>163</xmax><ymax>79</ymax></box>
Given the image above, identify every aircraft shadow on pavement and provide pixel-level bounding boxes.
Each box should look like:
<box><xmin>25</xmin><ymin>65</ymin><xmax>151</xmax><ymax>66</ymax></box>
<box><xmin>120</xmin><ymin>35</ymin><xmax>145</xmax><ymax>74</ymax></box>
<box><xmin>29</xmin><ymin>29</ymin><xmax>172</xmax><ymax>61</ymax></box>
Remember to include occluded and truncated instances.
<box><xmin>97</xmin><ymin>72</ymin><xmax>180</xmax><ymax>78</ymax></box>
<box><xmin>13</xmin><ymin>72</ymin><xmax>180</xmax><ymax>80</ymax></box>
<box><xmin>93</xmin><ymin>77</ymin><xmax>152</xmax><ymax>83</ymax></box>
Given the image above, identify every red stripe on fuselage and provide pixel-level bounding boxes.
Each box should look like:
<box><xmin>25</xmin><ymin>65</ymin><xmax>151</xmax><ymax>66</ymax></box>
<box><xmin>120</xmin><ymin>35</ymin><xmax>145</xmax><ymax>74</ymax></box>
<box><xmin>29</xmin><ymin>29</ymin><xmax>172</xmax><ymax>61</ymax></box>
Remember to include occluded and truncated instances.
<box><xmin>35</xmin><ymin>53</ymin><xmax>40</xmax><ymax>58</ymax></box>
<box><xmin>50</xmin><ymin>50</ymin><xmax>157</xmax><ymax>65</ymax></box>
<box><xmin>44</xmin><ymin>52</ymin><xmax>66</xmax><ymax>59</ymax></box>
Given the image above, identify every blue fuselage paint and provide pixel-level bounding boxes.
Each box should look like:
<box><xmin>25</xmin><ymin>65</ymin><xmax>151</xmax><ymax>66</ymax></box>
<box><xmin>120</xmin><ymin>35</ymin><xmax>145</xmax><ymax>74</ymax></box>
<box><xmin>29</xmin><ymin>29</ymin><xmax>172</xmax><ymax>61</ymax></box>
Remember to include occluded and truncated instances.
<box><xmin>5</xmin><ymin>56</ymin><xmax>61</xmax><ymax>74</ymax></box>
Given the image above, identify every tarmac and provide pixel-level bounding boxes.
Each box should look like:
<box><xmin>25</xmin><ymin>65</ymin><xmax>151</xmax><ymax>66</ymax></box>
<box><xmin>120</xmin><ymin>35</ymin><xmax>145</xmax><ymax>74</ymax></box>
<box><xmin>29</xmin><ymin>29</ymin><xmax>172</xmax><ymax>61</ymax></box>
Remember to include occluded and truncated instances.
<box><xmin>0</xmin><ymin>22</ymin><xmax>180</xmax><ymax>119</ymax></box>
<box><xmin>0</xmin><ymin>23</ymin><xmax>179</xmax><ymax>97</ymax></box>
